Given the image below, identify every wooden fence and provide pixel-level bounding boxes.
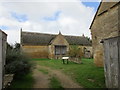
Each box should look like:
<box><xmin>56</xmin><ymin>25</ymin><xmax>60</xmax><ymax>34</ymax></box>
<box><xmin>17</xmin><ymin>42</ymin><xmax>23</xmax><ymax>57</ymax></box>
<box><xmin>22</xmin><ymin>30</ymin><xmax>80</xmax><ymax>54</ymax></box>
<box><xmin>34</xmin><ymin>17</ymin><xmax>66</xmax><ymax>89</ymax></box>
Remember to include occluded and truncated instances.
<box><xmin>102</xmin><ymin>36</ymin><xmax>120</xmax><ymax>88</ymax></box>
<box><xmin>0</xmin><ymin>30</ymin><xmax>7</xmax><ymax>90</ymax></box>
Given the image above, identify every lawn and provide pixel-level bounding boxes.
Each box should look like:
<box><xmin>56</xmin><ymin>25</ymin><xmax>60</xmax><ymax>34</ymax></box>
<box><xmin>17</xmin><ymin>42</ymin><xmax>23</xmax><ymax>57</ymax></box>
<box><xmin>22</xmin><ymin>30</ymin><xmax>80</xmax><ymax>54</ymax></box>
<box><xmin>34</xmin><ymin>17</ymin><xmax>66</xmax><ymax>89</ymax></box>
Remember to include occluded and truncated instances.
<box><xmin>32</xmin><ymin>58</ymin><xmax>105</xmax><ymax>88</ymax></box>
<box><xmin>9</xmin><ymin>73</ymin><xmax>34</xmax><ymax>88</ymax></box>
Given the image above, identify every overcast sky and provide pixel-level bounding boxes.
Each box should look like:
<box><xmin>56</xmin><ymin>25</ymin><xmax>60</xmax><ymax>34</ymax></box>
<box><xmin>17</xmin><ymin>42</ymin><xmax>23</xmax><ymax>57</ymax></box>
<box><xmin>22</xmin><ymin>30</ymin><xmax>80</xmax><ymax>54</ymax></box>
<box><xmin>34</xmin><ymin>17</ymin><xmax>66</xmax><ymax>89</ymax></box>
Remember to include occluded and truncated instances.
<box><xmin>0</xmin><ymin>0</ymin><xmax>100</xmax><ymax>44</ymax></box>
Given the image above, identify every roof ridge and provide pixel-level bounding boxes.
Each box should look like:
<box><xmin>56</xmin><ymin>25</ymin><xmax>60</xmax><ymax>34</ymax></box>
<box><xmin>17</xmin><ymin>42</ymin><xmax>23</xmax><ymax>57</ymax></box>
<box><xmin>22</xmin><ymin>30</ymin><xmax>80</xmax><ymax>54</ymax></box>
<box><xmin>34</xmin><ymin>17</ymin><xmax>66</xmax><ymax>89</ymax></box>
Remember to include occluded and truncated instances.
<box><xmin>64</xmin><ymin>35</ymin><xmax>84</xmax><ymax>38</ymax></box>
<box><xmin>22</xmin><ymin>31</ymin><xmax>86</xmax><ymax>38</ymax></box>
<box><xmin>22</xmin><ymin>31</ymin><xmax>57</xmax><ymax>36</ymax></box>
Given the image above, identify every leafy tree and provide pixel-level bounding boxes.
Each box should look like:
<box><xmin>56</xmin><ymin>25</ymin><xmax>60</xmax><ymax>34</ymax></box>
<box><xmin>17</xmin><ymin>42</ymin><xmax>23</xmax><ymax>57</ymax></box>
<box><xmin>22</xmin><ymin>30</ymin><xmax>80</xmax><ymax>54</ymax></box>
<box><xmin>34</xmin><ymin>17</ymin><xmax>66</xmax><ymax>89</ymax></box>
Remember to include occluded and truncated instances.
<box><xmin>14</xmin><ymin>43</ymin><xmax>21</xmax><ymax>51</ymax></box>
<box><xmin>5</xmin><ymin>43</ymin><xmax>32</xmax><ymax>79</ymax></box>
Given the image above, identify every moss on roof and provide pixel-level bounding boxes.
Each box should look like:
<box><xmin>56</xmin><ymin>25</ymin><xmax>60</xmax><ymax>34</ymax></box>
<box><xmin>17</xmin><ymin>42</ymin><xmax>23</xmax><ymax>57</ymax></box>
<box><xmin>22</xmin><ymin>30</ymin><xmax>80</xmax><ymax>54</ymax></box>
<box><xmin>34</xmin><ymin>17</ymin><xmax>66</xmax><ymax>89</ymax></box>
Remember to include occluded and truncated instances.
<box><xmin>21</xmin><ymin>31</ymin><xmax>91</xmax><ymax>46</ymax></box>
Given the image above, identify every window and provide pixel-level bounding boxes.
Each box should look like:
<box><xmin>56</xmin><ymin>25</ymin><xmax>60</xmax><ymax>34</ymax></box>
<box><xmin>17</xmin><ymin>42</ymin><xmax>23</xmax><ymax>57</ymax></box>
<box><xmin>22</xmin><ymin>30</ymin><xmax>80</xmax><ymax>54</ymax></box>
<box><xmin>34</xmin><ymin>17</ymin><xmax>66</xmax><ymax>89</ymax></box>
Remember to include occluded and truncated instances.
<box><xmin>55</xmin><ymin>45</ymin><xmax>67</xmax><ymax>55</ymax></box>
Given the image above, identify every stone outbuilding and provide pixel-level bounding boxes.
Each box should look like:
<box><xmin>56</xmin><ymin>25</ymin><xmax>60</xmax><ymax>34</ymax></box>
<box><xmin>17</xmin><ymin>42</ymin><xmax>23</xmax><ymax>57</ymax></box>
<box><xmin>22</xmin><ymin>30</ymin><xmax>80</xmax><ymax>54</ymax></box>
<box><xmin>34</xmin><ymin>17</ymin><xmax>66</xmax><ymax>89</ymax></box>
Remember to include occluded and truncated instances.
<box><xmin>0</xmin><ymin>30</ymin><xmax>7</xmax><ymax>89</ymax></box>
<box><xmin>90</xmin><ymin>1</ymin><xmax>120</xmax><ymax>67</ymax></box>
<box><xmin>21</xmin><ymin>31</ymin><xmax>92</xmax><ymax>59</ymax></box>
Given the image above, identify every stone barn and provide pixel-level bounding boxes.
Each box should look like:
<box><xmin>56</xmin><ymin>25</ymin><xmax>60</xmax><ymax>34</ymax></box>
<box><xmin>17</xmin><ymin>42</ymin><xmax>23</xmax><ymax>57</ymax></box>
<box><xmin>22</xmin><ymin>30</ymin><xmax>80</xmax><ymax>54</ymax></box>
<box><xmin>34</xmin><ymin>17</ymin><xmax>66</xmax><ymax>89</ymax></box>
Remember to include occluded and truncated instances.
<box><xmin>21</xmin><ymin>31</ymin><xmax>92</xmax><ymax>59</ymax></box>
<box><xmin>90</xmin><ymin>1</ymin><xmax>120</xmax><ymax>67</ymax></box>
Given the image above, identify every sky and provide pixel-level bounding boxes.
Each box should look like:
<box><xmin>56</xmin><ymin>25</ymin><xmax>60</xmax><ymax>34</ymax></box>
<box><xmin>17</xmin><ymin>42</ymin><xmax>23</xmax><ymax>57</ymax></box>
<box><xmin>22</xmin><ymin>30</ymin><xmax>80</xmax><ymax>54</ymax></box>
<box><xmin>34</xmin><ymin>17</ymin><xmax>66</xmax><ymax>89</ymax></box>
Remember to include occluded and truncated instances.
<box><xmin>0</xmin><ymin>0</ymin><xmax>100</xmax><ymax>44</ymax></box>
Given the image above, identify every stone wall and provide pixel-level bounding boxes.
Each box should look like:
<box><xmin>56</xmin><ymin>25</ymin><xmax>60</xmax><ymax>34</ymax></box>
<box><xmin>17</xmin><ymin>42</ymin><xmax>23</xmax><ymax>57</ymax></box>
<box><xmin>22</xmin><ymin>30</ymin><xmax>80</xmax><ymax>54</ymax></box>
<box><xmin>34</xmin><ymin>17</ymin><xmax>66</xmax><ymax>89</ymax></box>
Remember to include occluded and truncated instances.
<box><xmin>49</xmin><ymin>33</ymin><xmax>69</xmax><ymax>59</ymax></box>
<box><xmin>22</xmin><ymin>45</ymin><xmax>49</xmax><ymax>58</ymax></box>
<box><xmin>48</xmin><ymin>45</ymin><xmax>55</xmax><ymax>59</ymax></box>
<box><xmin>91</xmin><ymin>3</ymin><xmax>119</xmax><ymax>67</ymax></box>
<box><xmin>78</xmin><ymin>46</ymin><xmax>93</xmax><ymax>58</ymax></box>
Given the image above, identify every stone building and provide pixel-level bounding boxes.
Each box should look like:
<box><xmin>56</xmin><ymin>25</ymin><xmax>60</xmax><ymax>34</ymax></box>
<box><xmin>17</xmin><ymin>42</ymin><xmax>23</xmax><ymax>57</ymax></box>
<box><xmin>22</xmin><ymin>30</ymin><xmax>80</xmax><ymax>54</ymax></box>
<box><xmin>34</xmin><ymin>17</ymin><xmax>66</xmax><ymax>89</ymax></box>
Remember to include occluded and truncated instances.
<box><xmin>90</xmin><ymin>1</ymin><xmax>120</xmax><ymax>67</ymax></box>
<box><xmin>0</xmin><ymin>30</ymin><xmax>7</xmax><ymax>89</ymax></box>
<box><xmin>21</xmin><ymin>31</ymin><xmax>92</xmax><ymax>59</ymax></box>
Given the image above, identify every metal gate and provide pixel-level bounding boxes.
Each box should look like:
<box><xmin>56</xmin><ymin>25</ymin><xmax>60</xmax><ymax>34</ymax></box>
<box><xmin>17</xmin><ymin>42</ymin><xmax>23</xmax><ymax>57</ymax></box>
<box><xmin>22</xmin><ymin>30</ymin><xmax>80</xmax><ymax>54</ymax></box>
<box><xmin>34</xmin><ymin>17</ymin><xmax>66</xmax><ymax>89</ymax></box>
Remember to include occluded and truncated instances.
<box><xmin>102</xmin><ymin>36</ymin><xmax>120</xmax><ymax>88</ymax></box>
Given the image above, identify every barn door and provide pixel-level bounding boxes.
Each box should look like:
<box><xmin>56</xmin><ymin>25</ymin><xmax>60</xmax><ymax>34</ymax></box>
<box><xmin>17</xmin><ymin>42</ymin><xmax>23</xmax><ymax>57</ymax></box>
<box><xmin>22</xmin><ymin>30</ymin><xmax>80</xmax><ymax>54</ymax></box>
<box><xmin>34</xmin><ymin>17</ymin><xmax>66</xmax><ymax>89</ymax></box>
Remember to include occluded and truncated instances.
<box><xmin>103</xmin><ymin>37</ymin><xmax>119</xmax><ymax>88</ymax></box>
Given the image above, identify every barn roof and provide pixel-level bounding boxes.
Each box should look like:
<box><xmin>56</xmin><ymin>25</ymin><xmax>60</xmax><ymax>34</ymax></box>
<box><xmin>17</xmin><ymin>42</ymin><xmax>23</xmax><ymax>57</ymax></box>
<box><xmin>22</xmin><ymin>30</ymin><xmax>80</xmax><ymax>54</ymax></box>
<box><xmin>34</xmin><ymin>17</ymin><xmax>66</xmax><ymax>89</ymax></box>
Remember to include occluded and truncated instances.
<box><xmin>21</xmin><ymin>31</ymin><xmax>91</xmax><ymax>46</ymax></box>
<box><xmin>89</xmin><ymin>1</ymin><xmax>119</xmax><ymax>29</ymax></box>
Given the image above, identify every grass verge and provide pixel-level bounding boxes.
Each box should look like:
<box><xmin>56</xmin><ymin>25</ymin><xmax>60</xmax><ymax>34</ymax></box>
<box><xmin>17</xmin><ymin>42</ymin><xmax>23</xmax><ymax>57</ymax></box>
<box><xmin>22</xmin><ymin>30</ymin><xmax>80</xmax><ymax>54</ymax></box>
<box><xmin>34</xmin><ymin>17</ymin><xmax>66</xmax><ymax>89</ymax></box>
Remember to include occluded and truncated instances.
<box><xmin>9</xmin><ymin>72</ymin><xmax>34</xmax><ymax>88</ymax></box>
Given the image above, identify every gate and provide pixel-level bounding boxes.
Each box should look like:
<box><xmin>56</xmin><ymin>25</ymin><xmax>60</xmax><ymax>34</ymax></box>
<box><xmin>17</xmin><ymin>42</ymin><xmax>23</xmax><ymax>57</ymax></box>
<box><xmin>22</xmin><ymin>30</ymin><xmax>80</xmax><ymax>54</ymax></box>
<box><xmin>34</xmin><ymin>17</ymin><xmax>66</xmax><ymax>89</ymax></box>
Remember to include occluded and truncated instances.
<box><xmin>102</xmin><ymin>36</ymin><xmax>120</xmax><ymax>88</ymax></box>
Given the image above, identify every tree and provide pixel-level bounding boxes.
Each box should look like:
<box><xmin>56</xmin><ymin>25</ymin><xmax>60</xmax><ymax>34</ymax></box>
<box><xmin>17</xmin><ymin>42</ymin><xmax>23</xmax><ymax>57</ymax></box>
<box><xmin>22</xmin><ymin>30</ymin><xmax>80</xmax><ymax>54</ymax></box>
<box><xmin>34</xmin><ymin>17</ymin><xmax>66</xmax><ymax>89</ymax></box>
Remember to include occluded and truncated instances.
<box><xmin>5</xmin><ymin>43</ymin><xmax>32</xmax><ymax>79</ymax></box>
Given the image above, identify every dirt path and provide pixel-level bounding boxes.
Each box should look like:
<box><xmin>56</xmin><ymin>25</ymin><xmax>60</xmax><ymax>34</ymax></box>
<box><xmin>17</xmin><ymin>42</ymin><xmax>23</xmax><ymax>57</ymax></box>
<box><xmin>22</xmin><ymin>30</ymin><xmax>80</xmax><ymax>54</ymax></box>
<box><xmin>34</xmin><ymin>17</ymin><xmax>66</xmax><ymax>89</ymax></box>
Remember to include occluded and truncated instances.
<box><xmin>33</xmin><ymin>68</ymin><xmax>50</xmax><ymax>88</ymax></box>
<box><xmin>33</xmin><ymin>64</ymin><xmax>82</xmax><ymax>88</ymax></box>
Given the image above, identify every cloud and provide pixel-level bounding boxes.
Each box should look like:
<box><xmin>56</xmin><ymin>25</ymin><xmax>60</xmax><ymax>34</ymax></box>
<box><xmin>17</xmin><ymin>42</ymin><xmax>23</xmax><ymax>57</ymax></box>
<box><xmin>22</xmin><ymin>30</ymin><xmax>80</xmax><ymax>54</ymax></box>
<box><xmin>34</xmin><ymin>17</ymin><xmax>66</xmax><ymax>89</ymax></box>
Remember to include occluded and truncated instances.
<box><xmin>11</xmin><ymin>12</ymin><xmax>28</xmax><ymax>22</ymax></box>
<box><xmin>0</xmin><ymin>1</ymin><xmax>96</xmax><ymax>44</ymax></box>
<box><xmin>0</xmin><ymin>0</ymin><xmax>102</xmax><ymax>2</ymax></box>
<box><xmin>4</xmin><ymin>29</ymin><xmax>20</xmax><ymax>45</ymax></box>
<box><xmin>0</xmin><ymin>25</ymin><xmax>9</xmax><ymax>30</ymax></box>
<box><xmin>43</xmin><ymin>11</ymin><xmax>61</xmax><ymax>21</ymax></box>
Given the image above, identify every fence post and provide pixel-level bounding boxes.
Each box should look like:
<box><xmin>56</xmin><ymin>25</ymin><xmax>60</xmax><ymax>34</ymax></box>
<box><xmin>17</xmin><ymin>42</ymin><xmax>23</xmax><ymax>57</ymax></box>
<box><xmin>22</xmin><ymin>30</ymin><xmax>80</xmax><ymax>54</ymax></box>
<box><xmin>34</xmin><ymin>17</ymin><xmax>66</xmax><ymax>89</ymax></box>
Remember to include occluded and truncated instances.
<box><xmin>0</xmin><ymin>30</ymin><xmax>7</xmax><ymax>90</ymax></box>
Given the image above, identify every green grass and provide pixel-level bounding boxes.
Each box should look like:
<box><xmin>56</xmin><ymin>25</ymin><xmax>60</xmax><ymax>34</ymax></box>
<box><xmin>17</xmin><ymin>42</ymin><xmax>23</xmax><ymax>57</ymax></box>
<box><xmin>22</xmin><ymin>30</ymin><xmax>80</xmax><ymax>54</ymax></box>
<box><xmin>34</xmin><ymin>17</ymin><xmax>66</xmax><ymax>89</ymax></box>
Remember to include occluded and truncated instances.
<box><xmin>49</xmin><ymin>76</ymin><xmax>64</xmax><ymax>89</ymax></box>
<box><xmin>9</xmin><ymin>73</ymin><xmax>34</xmax><ymax>88</ymax></box>
<box><xmin>38</xmin><ymin>68</ymin><xmax>49</xmax><ymax>75</ymax></box>
<box><xmin>32</xmin><ymin>58</ymin><xmax>49</xmax><ymax>61</ymax></box>
<box><xmin>32</xmin><ymin>58</ymin><xmax>105</xmax><ymax>88</ymax></box>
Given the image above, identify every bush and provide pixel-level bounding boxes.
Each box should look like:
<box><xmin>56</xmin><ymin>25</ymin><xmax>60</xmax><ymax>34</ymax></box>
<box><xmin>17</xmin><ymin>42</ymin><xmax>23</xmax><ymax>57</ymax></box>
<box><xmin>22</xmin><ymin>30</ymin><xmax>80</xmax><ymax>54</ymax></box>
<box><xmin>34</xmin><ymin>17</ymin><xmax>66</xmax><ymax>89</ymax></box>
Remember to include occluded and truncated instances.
<box><xmin>68</xmin><ymin>46</ymin><xmax>81</xmax><ymax>58</ymax></box>
<box><xmin>68</xmin><ymin>46</ymin><xmax>82</xmax><ymax>63</ymax></box>
<box><xmin>5</xmin><ymin>43</ymin><xmax>32</xmax><ymax>79</ymax></box>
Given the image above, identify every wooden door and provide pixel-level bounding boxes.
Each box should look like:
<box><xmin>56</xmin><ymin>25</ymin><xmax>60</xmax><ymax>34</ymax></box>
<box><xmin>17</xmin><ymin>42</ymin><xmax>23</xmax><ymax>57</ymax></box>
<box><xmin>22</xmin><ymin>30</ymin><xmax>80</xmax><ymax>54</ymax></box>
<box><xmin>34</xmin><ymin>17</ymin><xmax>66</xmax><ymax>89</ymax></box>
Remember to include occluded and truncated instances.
<box><xmin>103</xmin><ymin>37</ymin><xmax>119</xmax><ymax>88</ymax></box>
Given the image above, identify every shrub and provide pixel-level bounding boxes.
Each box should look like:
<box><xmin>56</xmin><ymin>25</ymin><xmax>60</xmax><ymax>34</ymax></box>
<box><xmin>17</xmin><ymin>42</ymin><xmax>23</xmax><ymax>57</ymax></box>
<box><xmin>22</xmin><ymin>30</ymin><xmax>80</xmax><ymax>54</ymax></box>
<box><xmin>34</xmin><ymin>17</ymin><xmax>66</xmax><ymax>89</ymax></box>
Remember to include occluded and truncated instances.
<box><xmin>68</xmin><ymin>46</ymin><xmax>82</xmax><ymax>63</ymax></box>
<box><xmin>5</xmin><ymin>43</ymin><xmax>32</xmax><ymax>79</ymax></box>
<box><xmin>68</xmin><ymin>46</ymin><xmax>81</xmax><ymax>58</ymax></box>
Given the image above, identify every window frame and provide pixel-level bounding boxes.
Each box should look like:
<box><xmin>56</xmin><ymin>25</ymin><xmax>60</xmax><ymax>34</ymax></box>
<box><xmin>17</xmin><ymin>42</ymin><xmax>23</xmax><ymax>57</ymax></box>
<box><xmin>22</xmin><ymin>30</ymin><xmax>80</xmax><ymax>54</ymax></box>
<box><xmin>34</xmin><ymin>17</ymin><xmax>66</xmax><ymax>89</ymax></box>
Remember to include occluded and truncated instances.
<box><xmin>55</xmin><ymin>45</ymin><xmax>67</xmax><ymax>55</ymax></box>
